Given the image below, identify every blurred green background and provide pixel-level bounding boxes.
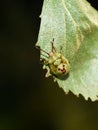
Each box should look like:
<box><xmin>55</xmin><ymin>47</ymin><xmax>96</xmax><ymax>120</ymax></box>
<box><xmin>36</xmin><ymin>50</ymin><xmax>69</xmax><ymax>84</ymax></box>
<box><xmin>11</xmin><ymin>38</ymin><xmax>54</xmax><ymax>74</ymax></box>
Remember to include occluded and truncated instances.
<box><xmin>0</xmin><ymin>0</ymin><xmax>98</xmax><ymax>130</ymax></box>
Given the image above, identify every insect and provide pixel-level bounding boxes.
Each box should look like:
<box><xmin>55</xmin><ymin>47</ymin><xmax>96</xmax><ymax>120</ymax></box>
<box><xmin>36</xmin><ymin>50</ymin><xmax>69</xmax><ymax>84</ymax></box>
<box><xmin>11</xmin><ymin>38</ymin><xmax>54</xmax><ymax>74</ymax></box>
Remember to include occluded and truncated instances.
<box><xmin>36</xmin><ymin>38</ymin><xmax>70</xmax><ymax>78</ymax></box>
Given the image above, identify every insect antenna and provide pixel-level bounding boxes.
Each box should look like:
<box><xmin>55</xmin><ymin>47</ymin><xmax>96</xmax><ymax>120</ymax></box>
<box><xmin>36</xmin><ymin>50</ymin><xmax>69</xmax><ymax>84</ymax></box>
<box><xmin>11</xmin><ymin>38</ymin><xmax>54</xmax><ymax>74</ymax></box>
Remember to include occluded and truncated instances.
<box><xmin>60</xmin><ymin>46</ymin><xmax>62</xmax><ymax>53</ymax></box>
<box><xmin>51</xmin><ymin>38</ymin><xmax>56</xmax><ymax>52</ymax></box>
<box><xmin>35</xmin><ymin>46</ymin><xmax>49</xmax><ymax>56</ymax></box>
<box><xmin>41</xmin><ymin>53</ymin><xmax>49</xmax><ymax>58</ymax></box>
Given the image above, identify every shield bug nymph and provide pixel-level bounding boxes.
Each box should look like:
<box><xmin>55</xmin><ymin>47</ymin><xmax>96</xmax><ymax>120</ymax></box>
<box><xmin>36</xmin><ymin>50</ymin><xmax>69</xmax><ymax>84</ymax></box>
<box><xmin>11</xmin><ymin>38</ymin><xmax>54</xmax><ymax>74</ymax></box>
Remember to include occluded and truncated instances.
<box><xmin>36</xmin><ymin>38</ymin><xmax>70</xmax><ymax>78</ymax></box>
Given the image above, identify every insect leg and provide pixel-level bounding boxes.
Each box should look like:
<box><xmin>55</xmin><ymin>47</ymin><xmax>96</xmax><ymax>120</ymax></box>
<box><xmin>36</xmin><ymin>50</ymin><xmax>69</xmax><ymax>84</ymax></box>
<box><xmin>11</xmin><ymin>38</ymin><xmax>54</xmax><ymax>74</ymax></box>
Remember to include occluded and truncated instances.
<box><xmin>35</xmin><ymin>46</ymin><xmax>49</xmax><ymax>56</ymax></box>
<box><xmin>51</xmin><ymin>38</ymin><xmax>56</xmax><ymax>53</ymax></box>
<box><xmin>60</xmin><ymin>46</ymin><xmax>62</xmax><ymax>53</ymax></box>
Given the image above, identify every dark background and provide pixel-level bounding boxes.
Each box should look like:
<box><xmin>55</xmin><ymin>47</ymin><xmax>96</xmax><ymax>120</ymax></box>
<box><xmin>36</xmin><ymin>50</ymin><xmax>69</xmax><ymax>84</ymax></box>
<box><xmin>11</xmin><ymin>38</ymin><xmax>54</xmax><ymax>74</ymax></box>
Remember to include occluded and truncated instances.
<box><xmin>0</xmin><ymin>0</ymin><xmax>98</xmax><ymax>130</ymax></box>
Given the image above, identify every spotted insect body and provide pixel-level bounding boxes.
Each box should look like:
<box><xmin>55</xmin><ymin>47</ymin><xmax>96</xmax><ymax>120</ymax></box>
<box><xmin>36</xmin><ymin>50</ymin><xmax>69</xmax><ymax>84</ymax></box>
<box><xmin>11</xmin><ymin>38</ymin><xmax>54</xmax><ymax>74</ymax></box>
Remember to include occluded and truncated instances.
<box><xmin>37</xmin><ymin>39</ymin><xmax>70</xmax><ymax>78</ymax></box>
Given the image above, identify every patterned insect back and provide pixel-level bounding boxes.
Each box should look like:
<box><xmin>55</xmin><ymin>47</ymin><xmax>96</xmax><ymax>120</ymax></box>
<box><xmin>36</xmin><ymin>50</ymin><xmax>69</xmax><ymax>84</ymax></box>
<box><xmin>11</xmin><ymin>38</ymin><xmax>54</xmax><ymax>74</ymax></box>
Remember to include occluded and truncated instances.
<box><xmin>36</xmin><ymin>39</ymin><xmax>70</xmax><ymax>78</ymax></box>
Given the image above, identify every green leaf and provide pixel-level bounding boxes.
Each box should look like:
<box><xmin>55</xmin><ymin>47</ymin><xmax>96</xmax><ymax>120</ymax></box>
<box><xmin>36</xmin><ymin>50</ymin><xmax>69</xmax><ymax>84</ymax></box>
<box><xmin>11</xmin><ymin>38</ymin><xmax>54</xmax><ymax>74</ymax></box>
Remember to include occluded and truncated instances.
<box><xmin>36</xmin><ymin>0</ymin><xmax>98</xmax><ymax>101</ymax></box>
